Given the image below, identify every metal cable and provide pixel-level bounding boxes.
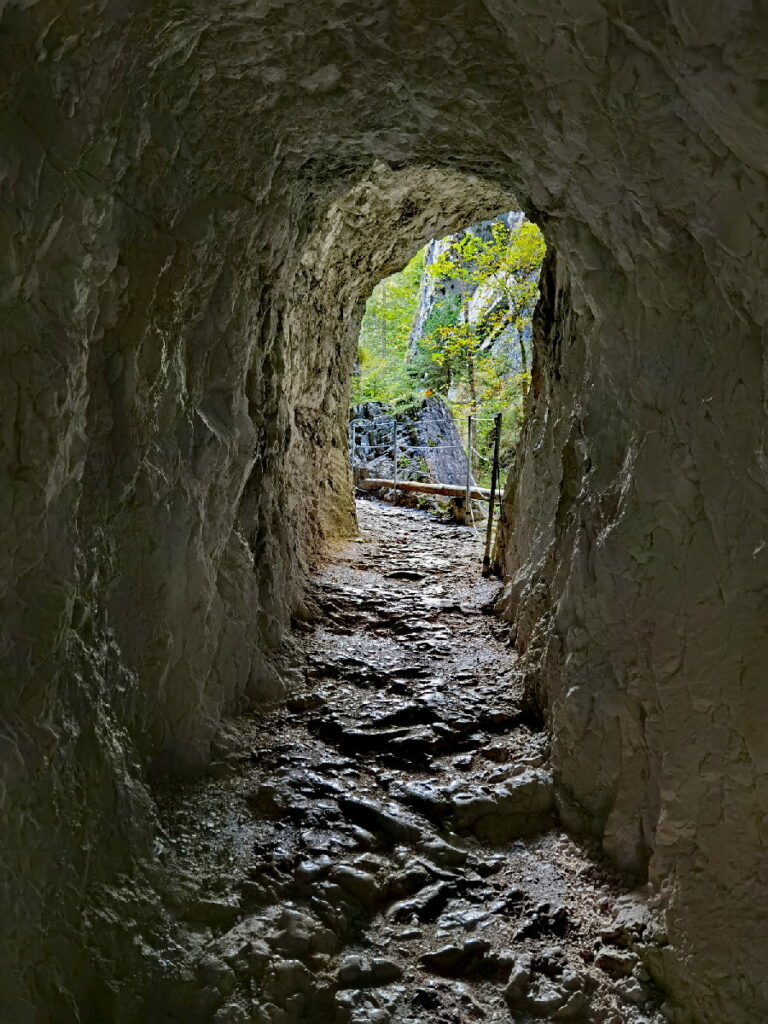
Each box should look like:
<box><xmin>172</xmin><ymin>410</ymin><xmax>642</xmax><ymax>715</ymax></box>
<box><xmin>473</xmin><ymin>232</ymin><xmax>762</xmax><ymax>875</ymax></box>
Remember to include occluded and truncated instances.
<box><xmin>348</xmin><ymin>442</ymin><xmax>395</xmax><ymax>451</ymax></box>
<box><xmin>403</xmin><ymin>443</ymin><xmax>466</xmax><ymax>451</ymax></box>
<box><xmin>348</xmin><ymin>416</ymin><xmax>396</xmax><ymax>426</ymax></box>
<box><xmin>349</xmin><ymin>442</ymin><xmax>467</xmax><ymax>452</ymax></box>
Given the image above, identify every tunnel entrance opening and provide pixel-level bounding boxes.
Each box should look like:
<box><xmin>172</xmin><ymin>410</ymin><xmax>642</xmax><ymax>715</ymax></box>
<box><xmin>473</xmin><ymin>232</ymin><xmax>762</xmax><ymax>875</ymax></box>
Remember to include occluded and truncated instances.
<box><xmin>152</xmin><ymin>188</ymin><xmax>672</xmax><ymax>1024</ymax></box>
<box><xmin>346</xmin><ymin>210</ymin><xmax>546</xmax><ymax>558</ymax></box>
<box><xmin>0</xmin><ymin>0</ymin><xmax>764</xmax><ymax>1012</ymax></box>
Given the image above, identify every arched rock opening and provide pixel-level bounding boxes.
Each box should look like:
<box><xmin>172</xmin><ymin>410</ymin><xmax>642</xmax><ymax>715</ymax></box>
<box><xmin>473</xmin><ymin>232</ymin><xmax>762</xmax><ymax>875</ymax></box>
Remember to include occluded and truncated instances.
<box><xmin>1</xmin><ymin>2</ymin><xmax>766</xmax><ymax>1022</ymax></box>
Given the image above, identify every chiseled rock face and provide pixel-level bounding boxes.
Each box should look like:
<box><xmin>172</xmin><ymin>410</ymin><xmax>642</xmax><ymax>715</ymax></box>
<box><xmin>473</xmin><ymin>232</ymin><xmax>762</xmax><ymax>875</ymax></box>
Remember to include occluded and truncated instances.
<box><xmin>0</xmin><ymin>1</ymin><xmax>766</xmax><ymax>1021</ymax></box>
<box><xmin>495</xmin><ymin>165</ymin><xmax>768</xmax><ymax>1020</ymax></box>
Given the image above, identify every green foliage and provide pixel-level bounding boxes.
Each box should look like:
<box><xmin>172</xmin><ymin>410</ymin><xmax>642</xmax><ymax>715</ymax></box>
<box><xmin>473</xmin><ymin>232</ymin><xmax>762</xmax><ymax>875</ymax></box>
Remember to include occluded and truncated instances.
<box><xmin>429</xmin><ymin>220</ymin><xmax>545</xmax><ymax>307</ymax></box>
<box><xmin>351</xmin><ymin>248</ymin><xmax>425</xmax><ymax>405</ymax></box>
<box><xmin>421</xmin><ymin>218</ymin><xmax>545</xmax><ymax>480</ymax></box>
<box><xmin>407</xmin><ymin>294</ymin><xmax>460</xmax><ymax>394</ymax></box>
<box><xmin>478</xmin><ymin>220</ymin><xmax>546</xmax><ymax>354</ymax></box>
<box><xmin>470</xmin><ymin>358</ymin><xmax>530</xmax><ymax>482</ymax></box>
<box><xmin>424</xmin><ymin>219</ymin><xmax>546</xmax><ymax>414</ymax></box>
<box><xmin>422</xmin><ymin>292</ymin><xmax>461</xmax><ymax>337</ymax></box>
<box><xmin>350</xmin><ymin>215</ymin><xmax>546</xmax><ymax>483</ymax></box>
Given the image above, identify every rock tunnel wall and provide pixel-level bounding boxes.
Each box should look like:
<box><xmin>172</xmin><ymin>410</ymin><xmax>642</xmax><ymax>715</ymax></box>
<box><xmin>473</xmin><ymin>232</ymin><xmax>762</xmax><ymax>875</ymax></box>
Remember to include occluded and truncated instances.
<box><xmin>0</xmin><ymin>1</ymin><xmax>766</xmax><ymax>1021</ymax></box>
<box><xmin>496</xmin><ymin>238</ymin><xmax>768</xmax><ymax>1021</ymax></box>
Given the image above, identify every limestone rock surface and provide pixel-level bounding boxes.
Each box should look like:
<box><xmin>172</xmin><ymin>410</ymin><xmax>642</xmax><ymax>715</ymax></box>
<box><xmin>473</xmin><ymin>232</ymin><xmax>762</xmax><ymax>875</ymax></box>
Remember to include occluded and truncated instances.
<box><xmin>0</xmin><ymin>1</ymin><xmax>766</xmax><ymax>1022</ymax></box>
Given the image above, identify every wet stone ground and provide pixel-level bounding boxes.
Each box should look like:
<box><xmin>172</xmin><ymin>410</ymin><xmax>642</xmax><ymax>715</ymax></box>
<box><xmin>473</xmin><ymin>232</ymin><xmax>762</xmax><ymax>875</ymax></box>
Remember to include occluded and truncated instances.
<box><xmin>157</xmin><ymin>500</ymin><xmax>668</xmax><ymax>1024</ymax></box>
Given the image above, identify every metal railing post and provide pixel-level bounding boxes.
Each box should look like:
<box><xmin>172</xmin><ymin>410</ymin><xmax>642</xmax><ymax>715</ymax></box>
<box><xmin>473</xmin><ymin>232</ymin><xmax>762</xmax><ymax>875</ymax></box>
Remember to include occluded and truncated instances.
<box><xmin>483</xmin><ymin>412</ymin><xmax>503</xmax><ymax>574</ymax></box>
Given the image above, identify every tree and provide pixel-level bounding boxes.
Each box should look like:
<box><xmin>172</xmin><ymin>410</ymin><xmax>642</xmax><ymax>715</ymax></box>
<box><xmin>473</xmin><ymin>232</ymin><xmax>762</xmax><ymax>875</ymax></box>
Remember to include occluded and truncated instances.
<box><xmin>425</xmin><ymin>234</ymin><xmax>485</xmax><ymax>413</ymax></box>
<box><xmin>420</xmin><ymin>217</ymin><xmax>546</xmax><ymax>472</ymax></box>
<box><xmin>408</xmin><ymin>293</ymin><xmax>460</xmax><ymax>395</ymax></box>
<box><xmin>352</xmin><ymin>248</ymin><xmax>425</xmax><ymax>404</ymax></box>
<box><xmin>472</xmin><ymin>219</ymin><xmax>547</xmax><ymax>372</ymax></box>
<box><xmin>350</xmin><ymin>216</ymin><xmax>546</xmax><ymax>480</ymax></box>
<box><xmin>424</xmin><ymin>219</ymin><xmax>546</xmax><ymax>410</ymax></box>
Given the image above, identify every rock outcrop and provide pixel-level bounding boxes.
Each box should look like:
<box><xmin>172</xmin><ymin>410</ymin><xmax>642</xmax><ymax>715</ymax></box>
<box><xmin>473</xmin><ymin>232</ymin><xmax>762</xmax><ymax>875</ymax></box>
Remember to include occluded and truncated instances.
<box><xmin>0</xmin><ymin>2</ymin><xmax>766</xmax><ymax>1022</ymax></box>
<box><xmin>349</xmin><ymin>398</ymin><xmax>470</xmax><ymax>489</ymax></box>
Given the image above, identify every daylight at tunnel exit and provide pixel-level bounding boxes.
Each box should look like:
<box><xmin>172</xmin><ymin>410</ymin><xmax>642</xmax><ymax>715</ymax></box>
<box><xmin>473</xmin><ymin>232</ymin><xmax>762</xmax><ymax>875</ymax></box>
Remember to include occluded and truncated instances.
<box><xmin>1</xmin><ymin>4</ymin><xmax>766</xmax><ymax>1024</ymax></box>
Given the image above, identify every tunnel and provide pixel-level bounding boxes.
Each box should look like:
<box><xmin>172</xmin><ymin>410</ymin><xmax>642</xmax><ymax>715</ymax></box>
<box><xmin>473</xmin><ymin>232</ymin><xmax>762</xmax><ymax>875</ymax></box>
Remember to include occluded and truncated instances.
<box><xmin>1</xmin><ymin>2</ymin><xmax>766</xmax><ymax>1022</ymax></box>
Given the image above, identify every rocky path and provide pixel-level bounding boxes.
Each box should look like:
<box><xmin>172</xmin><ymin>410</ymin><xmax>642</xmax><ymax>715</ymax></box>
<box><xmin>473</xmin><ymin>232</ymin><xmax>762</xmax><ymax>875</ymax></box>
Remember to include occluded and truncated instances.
<box><xmin>157</xmin><ymin>500</ymin><xmax>667</xmax><ymax>1024</ymax></box>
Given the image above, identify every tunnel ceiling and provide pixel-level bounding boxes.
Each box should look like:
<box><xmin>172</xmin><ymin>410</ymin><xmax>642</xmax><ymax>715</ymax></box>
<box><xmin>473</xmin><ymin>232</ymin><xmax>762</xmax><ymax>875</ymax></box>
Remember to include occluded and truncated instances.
<box><xmin>1</xmin><ymin>1</ymin><xmax>767</xmax><ymax>1022</ymax></box>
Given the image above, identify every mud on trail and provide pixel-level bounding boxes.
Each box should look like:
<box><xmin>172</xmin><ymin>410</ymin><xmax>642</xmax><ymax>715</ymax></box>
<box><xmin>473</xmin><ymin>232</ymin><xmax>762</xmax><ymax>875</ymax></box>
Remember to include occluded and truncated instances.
<box><xmin>157</xmin><ymin>500</ymin><xmax>666</xmax><ymax>1024</ymax></box>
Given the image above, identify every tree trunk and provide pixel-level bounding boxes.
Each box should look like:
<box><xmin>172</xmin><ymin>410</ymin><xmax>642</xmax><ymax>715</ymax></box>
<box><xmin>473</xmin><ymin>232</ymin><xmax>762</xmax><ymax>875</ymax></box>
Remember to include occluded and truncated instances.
<box><xmin>379</xmin><ymin>282</ymin><xmax>388</xmax><ymax>357</ymax></box>
<box><xmin>518</xmin><ymin>327</ymin><xmax>527</xmax><ymax>372</ymax></box>
<box><xmin>467</xmin><ymin>345</ymin><xmax>477</xmax><ymax>415</ymax></box>
<box><xmin>462</xmin><ymin>290</ymin><xmax>478</xmax><ymax>415</ymax></box>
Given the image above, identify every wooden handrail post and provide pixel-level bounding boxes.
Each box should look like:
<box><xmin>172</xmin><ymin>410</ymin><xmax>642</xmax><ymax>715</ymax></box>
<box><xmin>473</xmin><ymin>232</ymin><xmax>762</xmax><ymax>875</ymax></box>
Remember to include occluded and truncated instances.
<box><xmin>483</xmin><ymin>412</ymin><xmax>503</xmax><ymax>574</ymax></box>
<box><xmin>465</xmin><ymin>415</ymin><xmax>473</xmax><ymax>523</ymax></box>
<box><xmin>392</xmin><ymin>419</ymin><xmax>398</xmax><ymax>501</ymax></box>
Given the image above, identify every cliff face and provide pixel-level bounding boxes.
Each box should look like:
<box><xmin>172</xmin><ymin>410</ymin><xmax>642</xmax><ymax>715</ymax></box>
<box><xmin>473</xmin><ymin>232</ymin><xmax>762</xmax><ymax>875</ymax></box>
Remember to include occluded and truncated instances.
<box><xmin>1</xmin><ymin>1</ymin><xmax>766</xmax><ymax>1021</ymax></box>
<box><xmin>408</xmin><ymin>211</ymin><xmax>528</xmax><ymax>365</ymax></box>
